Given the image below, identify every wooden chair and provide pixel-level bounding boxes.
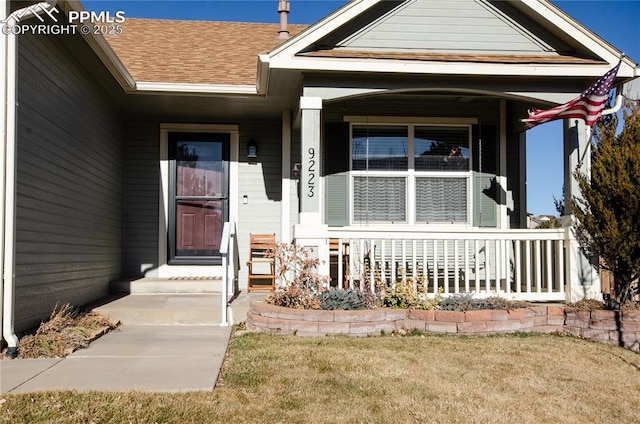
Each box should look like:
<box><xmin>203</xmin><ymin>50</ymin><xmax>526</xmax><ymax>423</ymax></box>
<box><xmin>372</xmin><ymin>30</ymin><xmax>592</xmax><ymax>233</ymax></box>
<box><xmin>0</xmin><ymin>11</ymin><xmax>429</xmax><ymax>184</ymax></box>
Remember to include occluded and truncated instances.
<box><xmin>246</xmin><ymin>233</ymin><xmax>276</xmax><ymax>291</ymax></box>
<box><xmin>329</xmin><ymin>238</ymin><xmax>350</xmax><ymax>289</ymax></box>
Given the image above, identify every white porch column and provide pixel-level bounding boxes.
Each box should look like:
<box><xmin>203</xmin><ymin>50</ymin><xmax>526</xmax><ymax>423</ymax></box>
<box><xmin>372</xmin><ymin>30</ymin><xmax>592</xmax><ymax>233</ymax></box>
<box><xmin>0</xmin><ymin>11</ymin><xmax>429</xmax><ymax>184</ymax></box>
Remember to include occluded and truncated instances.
<box><xmin>281</xmin><ymin>110</ymin><xmax>292</xmax><ymax>243</ymax></box>
<box><xmin>562</xmin><ymin>119</ymin><xmax>601</xmax><ymax>302</ymax></box>
<box><xmin>294</xmin><ymin>97</ymin><xmax>329</xmax><ymax>276</ymax></box>
<box><xmin>498</xmin><ymin>99</ymin><xmax>509</xmax><ymax>229</ymax></box>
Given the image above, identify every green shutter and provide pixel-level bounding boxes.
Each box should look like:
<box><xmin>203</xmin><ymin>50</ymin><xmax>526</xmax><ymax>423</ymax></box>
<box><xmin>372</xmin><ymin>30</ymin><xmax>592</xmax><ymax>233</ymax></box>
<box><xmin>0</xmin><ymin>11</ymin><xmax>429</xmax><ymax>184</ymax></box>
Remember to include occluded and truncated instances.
<box><xmin>473</xmin><ymin>171</ymin><xmax>497</xmax><ymax>227</ymax></box>
<box><xmin>323</xmin><ymin>123</ymin><xmax>350</xmax><ymax>226</ymax></box>
<box><xmin>472</xmin><ymin>125</ymin><xmax>498</xmax><ymax>228</ymax></box>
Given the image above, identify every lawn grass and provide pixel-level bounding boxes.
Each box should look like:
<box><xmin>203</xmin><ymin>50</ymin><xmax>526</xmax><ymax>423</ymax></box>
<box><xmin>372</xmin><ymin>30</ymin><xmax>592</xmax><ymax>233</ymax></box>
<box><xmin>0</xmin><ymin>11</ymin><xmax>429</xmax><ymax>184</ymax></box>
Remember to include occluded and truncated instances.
<box><xmin>2</xmin><ymin>332</ymin><xmax>640</xmax><ymax>423</ymax></box>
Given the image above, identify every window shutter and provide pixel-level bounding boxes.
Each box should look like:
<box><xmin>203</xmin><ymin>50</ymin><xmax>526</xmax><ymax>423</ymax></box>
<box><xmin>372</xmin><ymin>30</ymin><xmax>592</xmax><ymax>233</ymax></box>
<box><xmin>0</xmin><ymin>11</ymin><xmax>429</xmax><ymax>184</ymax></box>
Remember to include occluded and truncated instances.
<box><xmin>324</xmin><ymin>122</ymin><xmax>350</xmax><ymax>226</ymax></box>
<box><xmin>472</xmin><ymin>125</ymin><xmax>498</xmax><ymax>227</ymax></box>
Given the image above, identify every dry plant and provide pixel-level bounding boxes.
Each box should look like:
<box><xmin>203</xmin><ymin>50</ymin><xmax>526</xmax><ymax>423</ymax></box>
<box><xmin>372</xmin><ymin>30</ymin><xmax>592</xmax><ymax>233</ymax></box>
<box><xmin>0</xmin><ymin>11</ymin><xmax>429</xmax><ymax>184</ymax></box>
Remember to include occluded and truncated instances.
<box><xmin>267</xmin><ymin>243</ymin><xmax>329</xmax><ymax>309</ymax></box>
<box><xmin>568</xmin><ymin>298</ymin><xmax>606</xmax><ymax>310</ymax></box>
<box><xmin>15</xmin><ymin>303</ymin><xmax>118</xmax><ymax>359</ymax></box>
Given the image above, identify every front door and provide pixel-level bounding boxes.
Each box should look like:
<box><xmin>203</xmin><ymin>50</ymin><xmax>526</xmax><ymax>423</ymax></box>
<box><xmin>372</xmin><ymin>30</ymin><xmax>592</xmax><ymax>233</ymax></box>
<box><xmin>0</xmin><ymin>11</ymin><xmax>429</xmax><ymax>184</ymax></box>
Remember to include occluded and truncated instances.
<box><xmin>168</xmin><ymin>132</ymin><xmax>229</xmax><ymax>264</ymax></box>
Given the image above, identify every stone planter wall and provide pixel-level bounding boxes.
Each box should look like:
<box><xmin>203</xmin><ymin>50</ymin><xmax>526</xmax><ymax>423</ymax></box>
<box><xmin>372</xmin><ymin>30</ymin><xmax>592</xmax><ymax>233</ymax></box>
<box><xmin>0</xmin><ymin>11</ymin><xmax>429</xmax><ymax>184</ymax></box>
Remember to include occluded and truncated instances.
<box><xmin>246</xmin><ymin>302</ymin><xmax>640</xmax><ymax>351</ymax></box>
<box><xmin>246</xmin><ymin>301</ymin><xmax>564</xmax><ymax>337</ymax></box>
<box><xmin>564</xmin><ymin>307</ymin><xmax>640</xmax><ymax>351</ymax></box>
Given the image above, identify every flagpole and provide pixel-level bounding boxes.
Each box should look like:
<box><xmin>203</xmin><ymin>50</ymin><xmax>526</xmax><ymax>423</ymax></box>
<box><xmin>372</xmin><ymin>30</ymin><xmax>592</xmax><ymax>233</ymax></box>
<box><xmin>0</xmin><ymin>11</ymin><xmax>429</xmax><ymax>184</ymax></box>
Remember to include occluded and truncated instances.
<box><xmin>577</xmin><ymin>121</ymin><xmax>593</xmax><ymax>169</ymax></box>
<box><xmin>601</xmin><ymin>89</ymin><xmax>623</xmax><ymax>116</ymax></box>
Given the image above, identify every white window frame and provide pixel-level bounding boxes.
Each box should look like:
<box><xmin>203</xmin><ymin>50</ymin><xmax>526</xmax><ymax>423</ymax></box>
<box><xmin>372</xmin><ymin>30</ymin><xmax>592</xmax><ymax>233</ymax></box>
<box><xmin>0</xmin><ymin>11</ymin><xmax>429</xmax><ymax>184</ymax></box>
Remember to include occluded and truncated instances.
<box><xmin>345</xmin><ymin>116</ymin><xmax>476</xmax><ymax>227</ymax></box>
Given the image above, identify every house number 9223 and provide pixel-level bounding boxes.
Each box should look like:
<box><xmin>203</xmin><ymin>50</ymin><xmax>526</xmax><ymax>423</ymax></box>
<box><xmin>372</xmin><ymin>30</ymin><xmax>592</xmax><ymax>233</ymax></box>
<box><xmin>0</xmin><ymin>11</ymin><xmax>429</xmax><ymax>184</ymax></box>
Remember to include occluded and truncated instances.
<box><xmin>307</xmin><ymin>147</ymin><xmax>316</xmax><ymax>198</ymax></box>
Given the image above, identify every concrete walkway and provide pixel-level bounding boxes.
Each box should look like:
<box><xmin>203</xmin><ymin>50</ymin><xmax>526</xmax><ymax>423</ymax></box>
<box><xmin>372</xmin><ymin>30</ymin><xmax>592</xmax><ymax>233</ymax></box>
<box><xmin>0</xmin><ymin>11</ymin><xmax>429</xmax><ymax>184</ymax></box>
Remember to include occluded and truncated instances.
<box><xmin>0</xmin><ymin>292</ymin><xmax>266</xmax><ymax>394</ymax></box>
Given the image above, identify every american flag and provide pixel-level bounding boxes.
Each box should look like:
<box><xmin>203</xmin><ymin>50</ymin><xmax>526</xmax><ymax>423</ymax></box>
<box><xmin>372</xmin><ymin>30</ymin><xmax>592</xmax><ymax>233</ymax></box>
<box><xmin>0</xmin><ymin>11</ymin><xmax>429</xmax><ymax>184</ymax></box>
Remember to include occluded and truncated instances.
<box><xmin>522</xmin><ymin>62</ymin><xmax>620</xmax><ymax>128</ymax></box>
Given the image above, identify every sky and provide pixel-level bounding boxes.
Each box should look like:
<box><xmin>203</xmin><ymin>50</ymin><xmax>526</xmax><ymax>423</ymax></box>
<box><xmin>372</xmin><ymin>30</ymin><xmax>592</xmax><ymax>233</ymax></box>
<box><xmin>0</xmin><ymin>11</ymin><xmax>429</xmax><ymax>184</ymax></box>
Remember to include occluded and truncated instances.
<box><xmin>83</xmin><ymin>0</ymin><xmax>640</xmax><ymax>216</ymax></box>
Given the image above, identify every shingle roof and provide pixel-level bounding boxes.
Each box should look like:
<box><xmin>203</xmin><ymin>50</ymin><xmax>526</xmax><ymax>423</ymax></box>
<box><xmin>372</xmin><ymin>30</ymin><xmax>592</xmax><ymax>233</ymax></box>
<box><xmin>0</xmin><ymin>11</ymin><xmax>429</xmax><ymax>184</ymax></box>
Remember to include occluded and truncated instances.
<box><xmin>105</xmin><ymin>18</ymin><xmax>308</xmax><ymax>85</ymax></box>
<box><xmin>300</xmin><ymin>50</ymin><xmax>605</xmax><ymax>65</ymax></box>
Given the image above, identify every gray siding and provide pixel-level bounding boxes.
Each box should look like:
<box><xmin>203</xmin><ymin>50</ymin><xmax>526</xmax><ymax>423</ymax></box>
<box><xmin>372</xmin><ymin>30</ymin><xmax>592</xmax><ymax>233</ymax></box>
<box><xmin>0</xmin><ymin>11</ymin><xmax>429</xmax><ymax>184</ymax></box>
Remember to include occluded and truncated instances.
<box><xmin>336</xmin><ymin>0</ymin><xmax>553</xmax><ymax>54</ymax></box>
<box><xmin>123</xmin><ymin>122</ymin><xmax>160</xmax><ymax>277</ymax></box>
<box><xmin>16</xmin><ymin>34</ymin><xmax>124</xmax><ymax>331</ymax></box>
<box><xmin>237</xmin><ymin>121</ymin><xmax>282</xmax><ymax>288</ymax></box>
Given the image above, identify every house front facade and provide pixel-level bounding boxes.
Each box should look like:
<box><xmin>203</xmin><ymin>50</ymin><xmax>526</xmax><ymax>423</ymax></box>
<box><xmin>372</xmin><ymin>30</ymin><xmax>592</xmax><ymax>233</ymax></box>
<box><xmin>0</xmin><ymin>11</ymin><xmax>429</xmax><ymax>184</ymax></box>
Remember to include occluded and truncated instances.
<box><xmin>1</xmin><ymin>0</ymin><xmax>638</xmax><ymax>349</ymax></box>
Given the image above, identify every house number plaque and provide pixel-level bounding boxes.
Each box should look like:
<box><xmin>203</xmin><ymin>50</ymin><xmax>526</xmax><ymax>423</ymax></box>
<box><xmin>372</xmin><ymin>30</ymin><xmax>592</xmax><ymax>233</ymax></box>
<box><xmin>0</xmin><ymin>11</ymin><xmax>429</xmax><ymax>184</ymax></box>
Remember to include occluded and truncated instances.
<box><xmin>307</xmin><ymin>147</ymin><xmax>316</xmax><ymax>198</ymax></box>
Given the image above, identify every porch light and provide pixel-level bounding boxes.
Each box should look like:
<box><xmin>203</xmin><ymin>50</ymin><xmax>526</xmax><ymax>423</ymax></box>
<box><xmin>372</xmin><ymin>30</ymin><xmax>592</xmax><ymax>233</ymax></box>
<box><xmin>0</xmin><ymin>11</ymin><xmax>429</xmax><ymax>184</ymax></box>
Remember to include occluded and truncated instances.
<box><xmin>247</xmin><ymin>139</ymin><xmax>258</xmax><ymax>159</ymax></box>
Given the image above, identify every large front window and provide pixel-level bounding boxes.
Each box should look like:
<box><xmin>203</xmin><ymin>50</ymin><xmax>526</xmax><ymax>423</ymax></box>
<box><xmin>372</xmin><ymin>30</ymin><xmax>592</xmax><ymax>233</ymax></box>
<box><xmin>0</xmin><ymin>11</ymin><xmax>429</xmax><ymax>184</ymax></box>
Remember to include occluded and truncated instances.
<box><xmin>351</xmin><ymin>123</ymin><xmax>470</xmax><ymax>224</ymax></box>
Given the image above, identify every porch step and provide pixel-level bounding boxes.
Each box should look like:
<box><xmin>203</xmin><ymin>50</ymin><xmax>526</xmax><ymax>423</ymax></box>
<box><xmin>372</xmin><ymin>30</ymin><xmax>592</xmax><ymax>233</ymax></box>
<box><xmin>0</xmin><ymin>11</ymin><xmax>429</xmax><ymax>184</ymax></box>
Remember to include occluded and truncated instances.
<box><xmin>111</xmin><ymin>277</ymin><xmax>222</xmax><ymax>294</ymax></box>
<box><xmin>91</xmin><ymin>294</ymin><xmax>222</xmax><ymax>325</ymax></box>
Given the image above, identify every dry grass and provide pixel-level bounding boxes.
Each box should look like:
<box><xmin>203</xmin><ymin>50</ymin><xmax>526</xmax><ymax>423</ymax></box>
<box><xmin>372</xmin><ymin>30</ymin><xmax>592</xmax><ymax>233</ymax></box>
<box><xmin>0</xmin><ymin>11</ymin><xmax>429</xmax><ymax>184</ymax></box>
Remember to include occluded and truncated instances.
<box><xmin>2</xmin><ymin>332</ymin><xmax>640</xmax><ymax>423</ymax></box>
<box><xmin>10</xmin><ymin>304</ymin><xmax>118</xmax><ymax>359</ymax></box>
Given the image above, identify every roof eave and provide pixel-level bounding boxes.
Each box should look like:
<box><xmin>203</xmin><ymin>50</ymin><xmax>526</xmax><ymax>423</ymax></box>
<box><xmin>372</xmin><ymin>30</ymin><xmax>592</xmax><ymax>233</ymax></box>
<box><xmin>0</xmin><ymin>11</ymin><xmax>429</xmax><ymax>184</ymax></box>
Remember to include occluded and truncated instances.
<box><xmin>268</xmin><ymin>0</ymin><xmax>383</xmax><ymax>59</ymax></box>
<box><xmin>257</xmin><ymin>54</ymin><xmax>270</xmax><ymax>95</ymax></box>
<box><xmin>522</xmin><ymin>0</ymin><xmax>637</xmax><ymax>69</ymax></box>
<box><xmin>63</xmin><ymin>0</ymin><xmax>136</xmax><ymax>91</ymax></box>
<box><xmin>135</xmin><ymin>82</ymin><xmax>258</xmax><ymax>96</ymax></box>
<box><xmin>269</xmin><ymin>56</ymin><xmax>637</xmax><ymax>79</ymax></box>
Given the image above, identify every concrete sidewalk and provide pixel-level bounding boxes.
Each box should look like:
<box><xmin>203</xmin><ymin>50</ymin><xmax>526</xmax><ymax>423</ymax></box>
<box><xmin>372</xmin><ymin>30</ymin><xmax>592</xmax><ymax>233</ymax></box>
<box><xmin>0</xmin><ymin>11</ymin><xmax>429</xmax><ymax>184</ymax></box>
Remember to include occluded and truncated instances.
<box><xmin>0</xmin><ymin>292</ymin><xmax>266</xmax><ymax>393</ymax></box>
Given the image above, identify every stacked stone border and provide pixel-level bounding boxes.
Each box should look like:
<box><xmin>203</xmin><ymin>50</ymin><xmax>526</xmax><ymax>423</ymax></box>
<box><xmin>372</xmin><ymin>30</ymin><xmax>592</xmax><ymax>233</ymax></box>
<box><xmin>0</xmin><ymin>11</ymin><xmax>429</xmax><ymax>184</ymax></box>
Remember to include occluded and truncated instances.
<box><xmin>246</xmin><ymin>301</ymin><xmax>640</xmax><ymax>351</ymax></box>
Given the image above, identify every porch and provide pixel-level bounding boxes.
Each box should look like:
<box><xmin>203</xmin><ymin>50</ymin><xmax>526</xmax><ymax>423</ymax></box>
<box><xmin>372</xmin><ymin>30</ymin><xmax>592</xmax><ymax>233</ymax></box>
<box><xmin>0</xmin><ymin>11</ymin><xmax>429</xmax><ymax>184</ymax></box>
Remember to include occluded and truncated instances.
<box><xmin>324</xmin><ymin>228</ymin><xmax>576</xmax><ymax>302</ymax></box>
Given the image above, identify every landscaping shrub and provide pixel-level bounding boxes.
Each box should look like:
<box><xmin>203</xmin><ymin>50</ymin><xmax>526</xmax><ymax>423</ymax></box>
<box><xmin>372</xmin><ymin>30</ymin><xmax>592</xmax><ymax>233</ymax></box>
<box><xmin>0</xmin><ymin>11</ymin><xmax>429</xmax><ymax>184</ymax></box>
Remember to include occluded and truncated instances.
<box><xmin>382</xmin><ymin>277</ymin><xmax>441</xmax><ymax>310</ymax></box>
<box><xmin>320</xmin><ymin>288</ymin><xmax>366</xmax><ymax>310</ymax></box>
<box><xmin>266</xmin><ymin>244</ymin><xmax>535</xmax><ymax>312</ymax></box>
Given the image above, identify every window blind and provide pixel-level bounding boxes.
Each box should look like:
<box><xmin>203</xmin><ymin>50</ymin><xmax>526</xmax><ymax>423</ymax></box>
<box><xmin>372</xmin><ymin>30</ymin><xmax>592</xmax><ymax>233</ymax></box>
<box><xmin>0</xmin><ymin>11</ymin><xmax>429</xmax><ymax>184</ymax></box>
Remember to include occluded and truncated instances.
<box><xmin>354</xmin><ymin>176</ymin><xmax>406</xmax><ymax>222</ymax></box>
<box><xmin>415</xmin><ymin>177</ymin><xmax>467</xmax><ymax>223</ymax></box>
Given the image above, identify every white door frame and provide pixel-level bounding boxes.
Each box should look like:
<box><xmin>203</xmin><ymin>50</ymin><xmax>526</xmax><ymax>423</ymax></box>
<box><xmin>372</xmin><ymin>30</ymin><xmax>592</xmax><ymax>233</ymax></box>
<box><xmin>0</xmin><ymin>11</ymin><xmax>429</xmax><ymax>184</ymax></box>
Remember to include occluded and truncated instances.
<box><xmin>156</xmin><ymin>123</ymin><xmax>239</xmax><ymax>278</ymax></box>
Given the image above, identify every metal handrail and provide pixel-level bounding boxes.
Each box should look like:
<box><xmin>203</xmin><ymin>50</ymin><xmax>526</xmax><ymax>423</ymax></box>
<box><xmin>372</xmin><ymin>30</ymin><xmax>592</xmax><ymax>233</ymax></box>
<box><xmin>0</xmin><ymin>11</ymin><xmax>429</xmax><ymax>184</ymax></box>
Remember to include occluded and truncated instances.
<box><xmin>220</xmin><ymin>221</ymin><xmax>231</xmax><ymax>326</ymax></box>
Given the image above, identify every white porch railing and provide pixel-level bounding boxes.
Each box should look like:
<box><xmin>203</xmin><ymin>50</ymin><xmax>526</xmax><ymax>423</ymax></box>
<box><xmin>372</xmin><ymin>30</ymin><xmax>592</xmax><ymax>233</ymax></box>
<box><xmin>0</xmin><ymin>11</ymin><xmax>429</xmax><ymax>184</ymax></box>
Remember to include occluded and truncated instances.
<box><xmin>328</xmin><ymin>228</ymin><xmax>568</xmax><ymax>302</ymax></box>
<box><xmin>220</xmin><ymin>220</ymin><xmax>239</xmax><ymax>326</ymax></box>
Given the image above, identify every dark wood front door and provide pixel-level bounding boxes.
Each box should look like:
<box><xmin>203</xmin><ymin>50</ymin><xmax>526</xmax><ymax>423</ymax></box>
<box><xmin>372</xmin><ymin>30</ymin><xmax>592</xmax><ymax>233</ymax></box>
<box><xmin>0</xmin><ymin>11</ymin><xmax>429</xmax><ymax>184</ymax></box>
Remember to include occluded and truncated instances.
<box><xmin>169</xmin><ymin>132</ymin><xmax>229</xmax><ymax>264</ymax></box>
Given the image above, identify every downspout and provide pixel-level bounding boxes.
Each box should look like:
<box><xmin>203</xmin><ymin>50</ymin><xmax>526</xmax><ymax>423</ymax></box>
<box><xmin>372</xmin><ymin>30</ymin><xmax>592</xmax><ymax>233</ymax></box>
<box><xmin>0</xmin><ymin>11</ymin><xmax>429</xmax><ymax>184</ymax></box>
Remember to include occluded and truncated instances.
<box><xmin>2</xmin><ymin>0</ymin><xmax>58</xmax><ymax>359</ymax></box>
<box><xmin>0</xmin><ymin>0</ymin><xmax>7</xmax><ymax>356</ymax></box>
